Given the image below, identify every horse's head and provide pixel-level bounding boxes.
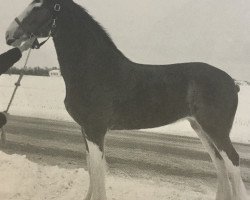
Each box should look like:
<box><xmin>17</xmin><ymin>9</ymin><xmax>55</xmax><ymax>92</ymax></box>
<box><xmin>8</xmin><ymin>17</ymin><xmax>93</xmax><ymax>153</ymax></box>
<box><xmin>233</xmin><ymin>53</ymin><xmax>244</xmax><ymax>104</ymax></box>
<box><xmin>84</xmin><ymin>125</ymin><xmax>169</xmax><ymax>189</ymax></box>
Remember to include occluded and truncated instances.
<box><xmin>6</xmin><ymin>0</ymin><xmax>63</xmax><ymax>47</ymax></box>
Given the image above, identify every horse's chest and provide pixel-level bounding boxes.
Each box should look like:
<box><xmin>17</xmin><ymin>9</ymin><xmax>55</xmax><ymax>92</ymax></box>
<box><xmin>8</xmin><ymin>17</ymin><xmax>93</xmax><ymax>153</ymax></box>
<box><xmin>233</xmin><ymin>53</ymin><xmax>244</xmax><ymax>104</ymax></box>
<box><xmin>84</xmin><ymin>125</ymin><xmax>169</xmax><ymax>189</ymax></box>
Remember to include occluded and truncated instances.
<box><xmin>64</xmin><ymin>84</ymin><xmax>114</xmax><ymax>126</ymax></box>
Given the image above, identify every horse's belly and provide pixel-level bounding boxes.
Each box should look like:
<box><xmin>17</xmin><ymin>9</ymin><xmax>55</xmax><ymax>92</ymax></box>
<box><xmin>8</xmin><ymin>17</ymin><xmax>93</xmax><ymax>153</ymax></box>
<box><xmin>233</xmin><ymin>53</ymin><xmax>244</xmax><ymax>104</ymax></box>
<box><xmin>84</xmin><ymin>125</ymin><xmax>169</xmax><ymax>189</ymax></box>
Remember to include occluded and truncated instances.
<box><xmin>111</xmin><ymin>115</ymin><xmax>181</xmax><ymax>130</ymax></box>
<box><xmin>111</xmin><ymin>97</ymin><xmax>189</xmax><ymax>130</ymax></box>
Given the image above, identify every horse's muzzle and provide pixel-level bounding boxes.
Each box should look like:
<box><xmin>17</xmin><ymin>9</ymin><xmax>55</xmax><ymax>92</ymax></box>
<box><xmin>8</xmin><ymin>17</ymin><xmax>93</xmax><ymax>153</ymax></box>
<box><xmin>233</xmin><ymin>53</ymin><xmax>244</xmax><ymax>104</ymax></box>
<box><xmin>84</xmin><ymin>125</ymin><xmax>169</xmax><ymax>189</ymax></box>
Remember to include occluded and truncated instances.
<box><xmin>6</xmin><ymin>38</ymin><xmax>16</xmax><ymax>46</ymax></box>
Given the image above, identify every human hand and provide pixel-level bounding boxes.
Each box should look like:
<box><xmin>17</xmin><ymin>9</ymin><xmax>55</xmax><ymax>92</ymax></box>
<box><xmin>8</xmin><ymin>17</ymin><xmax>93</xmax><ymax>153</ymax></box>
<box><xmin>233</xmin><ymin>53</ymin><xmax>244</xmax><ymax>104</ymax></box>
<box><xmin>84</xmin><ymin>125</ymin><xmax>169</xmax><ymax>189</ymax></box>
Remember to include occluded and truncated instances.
<box><xmin>18</xmin><ymin>38</ymin><xmax>36</xmax><ymax>52</ymax></box>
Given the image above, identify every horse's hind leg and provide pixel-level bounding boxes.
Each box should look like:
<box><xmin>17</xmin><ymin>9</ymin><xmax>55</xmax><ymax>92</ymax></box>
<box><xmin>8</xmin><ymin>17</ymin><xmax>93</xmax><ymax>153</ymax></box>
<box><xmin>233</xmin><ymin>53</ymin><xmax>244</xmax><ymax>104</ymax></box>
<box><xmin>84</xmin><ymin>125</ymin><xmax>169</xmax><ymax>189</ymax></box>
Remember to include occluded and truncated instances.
<box><xmin>189</xmin><ymin>117</ymin><xmax>248</xmax><ymax>200</ymax></box>
<box><xmin>217</xmin><ymin>138</ymin><xmax>249</xmax><ymax>200</ymax></box>
<box><xmin>189</xmin><ymin>118</ymin><xmax>233</xmax><ymax>200</ymax></box>
<box><xmin>82</xmin><ymin>126</ymin><xmax>107</xmax><ymax>200</ymax></box>
<box><xmin>188</xmin><ymin>78</ymin><xmax>249</xmax><ymax>199</ymax></box>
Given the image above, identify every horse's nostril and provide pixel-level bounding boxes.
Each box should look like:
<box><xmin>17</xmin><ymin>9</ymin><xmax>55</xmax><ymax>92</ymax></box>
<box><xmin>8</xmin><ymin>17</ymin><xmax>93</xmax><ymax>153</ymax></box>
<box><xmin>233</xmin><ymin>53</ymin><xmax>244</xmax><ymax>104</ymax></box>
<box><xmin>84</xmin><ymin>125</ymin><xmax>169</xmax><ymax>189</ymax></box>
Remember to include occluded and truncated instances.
<box><xmin>6</xmin><ymin>38</ymin><xmax>15</xmax><ymax>45</ymax></box>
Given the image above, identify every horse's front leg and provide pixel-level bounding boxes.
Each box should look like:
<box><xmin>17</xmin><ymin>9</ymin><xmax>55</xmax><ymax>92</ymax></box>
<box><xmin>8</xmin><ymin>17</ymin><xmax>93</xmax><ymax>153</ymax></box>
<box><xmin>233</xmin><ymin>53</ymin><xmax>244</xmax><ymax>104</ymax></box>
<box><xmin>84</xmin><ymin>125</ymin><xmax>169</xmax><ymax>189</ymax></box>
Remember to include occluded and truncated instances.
<box><xmin>82</xmin><ymin>125</ymin><xmax>107</xmax><ymax>200</ymax></box>
<box><xmin>83</xmin><ymin>137</ymin><xmax>93</xmax><ymax>200</ymax></box>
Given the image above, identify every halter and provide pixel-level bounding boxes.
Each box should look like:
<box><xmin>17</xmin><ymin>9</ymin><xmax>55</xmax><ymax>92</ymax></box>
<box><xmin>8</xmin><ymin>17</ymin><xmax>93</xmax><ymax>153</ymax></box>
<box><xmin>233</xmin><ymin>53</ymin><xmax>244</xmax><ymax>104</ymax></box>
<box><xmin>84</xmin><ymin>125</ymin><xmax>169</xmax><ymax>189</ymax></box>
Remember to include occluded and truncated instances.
<box><xmin>14</xmin><ymin>3</ymin><xmax>61</xmax><ymax>49</ymax></box>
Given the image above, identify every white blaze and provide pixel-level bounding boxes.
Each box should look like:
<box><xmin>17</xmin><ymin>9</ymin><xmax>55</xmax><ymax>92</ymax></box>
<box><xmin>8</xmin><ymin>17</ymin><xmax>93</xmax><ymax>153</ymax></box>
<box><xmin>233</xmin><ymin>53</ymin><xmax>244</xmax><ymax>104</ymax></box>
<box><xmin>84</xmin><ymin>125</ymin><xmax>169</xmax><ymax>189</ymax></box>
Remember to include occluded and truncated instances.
<box><xmin>6</xmin><ymin>0</ymin><xmax>43</xmax><ymax>45</ymax></box>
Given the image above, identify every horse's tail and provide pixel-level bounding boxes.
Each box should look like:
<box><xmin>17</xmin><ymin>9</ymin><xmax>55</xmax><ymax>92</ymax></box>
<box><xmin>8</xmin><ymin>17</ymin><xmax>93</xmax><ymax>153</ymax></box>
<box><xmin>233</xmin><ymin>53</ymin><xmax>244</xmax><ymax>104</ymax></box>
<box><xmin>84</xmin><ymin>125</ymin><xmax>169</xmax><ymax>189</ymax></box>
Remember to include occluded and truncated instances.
<box><xmin>234</xmin><ymin>81</ymin><xmax>240</xmax><ymax>93</ymax></box>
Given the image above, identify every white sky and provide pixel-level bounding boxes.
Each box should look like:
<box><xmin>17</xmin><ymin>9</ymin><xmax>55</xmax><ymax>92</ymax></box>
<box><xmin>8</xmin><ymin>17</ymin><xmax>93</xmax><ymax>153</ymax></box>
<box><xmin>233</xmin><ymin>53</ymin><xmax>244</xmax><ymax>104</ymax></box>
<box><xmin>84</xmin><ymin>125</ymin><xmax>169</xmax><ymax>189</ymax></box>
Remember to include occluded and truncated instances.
<box><xmin>0</xmin><ymin>0</ymin><xmax>250</xmax><ymax>80</ymax></box>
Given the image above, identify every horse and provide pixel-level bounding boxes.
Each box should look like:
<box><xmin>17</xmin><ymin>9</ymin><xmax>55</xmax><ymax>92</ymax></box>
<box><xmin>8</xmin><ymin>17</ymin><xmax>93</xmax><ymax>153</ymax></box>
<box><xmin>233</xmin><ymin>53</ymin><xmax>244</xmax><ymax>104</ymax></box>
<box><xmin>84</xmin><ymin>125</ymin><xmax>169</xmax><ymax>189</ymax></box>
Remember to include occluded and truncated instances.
<box><xmin>5</xmin><ymin>0</ymin><xmax>248</xmax><ymax>199</ymax></box>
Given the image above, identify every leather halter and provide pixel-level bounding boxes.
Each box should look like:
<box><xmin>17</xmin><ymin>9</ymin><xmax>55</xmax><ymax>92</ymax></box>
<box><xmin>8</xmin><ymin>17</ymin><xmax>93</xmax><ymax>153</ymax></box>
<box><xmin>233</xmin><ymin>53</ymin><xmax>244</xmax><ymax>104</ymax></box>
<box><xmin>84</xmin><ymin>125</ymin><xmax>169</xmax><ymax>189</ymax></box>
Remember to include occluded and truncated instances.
<box><xmin>14</xmin><ymin>3</ymin><xmax>61</xmax><ymax>49</ymax></box>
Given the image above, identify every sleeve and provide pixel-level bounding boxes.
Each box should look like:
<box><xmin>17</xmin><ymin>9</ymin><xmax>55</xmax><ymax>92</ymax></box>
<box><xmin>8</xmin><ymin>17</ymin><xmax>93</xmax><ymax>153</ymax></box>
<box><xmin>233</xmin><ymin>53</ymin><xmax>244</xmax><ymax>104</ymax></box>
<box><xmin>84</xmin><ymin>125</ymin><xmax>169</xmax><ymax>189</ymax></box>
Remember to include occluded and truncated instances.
<box><xmin>0</xmin><ymin>48</ymin><xmax>22</xmax><ymax>75</ymax></box>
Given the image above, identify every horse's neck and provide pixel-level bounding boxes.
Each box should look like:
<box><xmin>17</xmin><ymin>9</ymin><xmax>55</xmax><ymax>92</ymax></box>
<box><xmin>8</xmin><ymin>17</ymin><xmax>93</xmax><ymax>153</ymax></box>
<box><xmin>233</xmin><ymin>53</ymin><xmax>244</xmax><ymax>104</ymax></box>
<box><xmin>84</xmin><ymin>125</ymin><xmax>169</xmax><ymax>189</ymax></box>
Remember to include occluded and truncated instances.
<box><xmin>53</xmin><ymin>3</ymin><xmax>127</xmax><ymax>78</ymax></box>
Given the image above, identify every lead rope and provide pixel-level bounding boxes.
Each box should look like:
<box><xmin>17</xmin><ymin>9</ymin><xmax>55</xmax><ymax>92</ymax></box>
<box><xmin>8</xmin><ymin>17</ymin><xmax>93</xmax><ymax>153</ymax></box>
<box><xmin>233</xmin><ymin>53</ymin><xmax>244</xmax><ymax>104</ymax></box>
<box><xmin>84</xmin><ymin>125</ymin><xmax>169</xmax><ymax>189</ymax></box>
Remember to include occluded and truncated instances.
<box><xmin>1</xmin><ymin>48</ymin><xmax>33</xmax><ymax>145</ymax></box>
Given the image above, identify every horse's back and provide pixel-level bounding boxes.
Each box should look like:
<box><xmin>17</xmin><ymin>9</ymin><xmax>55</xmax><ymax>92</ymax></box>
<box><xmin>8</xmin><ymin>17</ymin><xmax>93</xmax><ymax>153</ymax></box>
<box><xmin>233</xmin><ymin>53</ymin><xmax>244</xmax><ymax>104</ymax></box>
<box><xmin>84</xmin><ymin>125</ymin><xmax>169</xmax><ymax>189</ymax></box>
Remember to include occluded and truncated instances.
<box><xmin>111</xmin><ymin>62</ymin><xmax>238</xmax><ymax>130</ymax></box>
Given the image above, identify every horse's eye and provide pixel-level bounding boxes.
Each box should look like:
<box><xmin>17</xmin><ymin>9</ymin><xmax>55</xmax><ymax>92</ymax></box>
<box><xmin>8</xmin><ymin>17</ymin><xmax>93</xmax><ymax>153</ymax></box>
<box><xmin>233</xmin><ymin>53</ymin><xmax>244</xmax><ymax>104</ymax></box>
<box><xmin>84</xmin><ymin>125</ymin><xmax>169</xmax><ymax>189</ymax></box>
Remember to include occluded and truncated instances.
<box><xmin>33</xmin><ymin>6</ymin><xmax>40</xmax><ymax>11</ymax></box>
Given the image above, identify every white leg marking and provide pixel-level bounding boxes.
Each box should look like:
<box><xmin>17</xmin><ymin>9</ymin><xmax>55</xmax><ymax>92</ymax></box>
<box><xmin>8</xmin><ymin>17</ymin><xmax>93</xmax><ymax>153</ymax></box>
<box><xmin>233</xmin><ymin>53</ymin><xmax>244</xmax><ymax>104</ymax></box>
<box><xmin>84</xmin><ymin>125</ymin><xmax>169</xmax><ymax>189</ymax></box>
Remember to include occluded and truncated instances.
<box><xmin>188</xmin><ymin>118</ymin><xmax>233</xmax><ymax>200</ymax></box>
<box><xmin>85</xmin><ymin>152</ymin><xmax>93</xmax><ymax>200</ymax></box>
<box><xmin>86</xmin><ymin>140</ymin><xmax>107</xmax><ymax>200</ymax></box>
<box><xmin>214</xmin><ymin>157</ymin><xmax>233</xmax><ymax>200</ymax></box>
<box><xmin>18</xmin><ymin>1</ymin><xmax>43</xmax><ymax>22</ymax></box>
<box><xmin>221</xmin><ymin>151</ymin><xmax>249</xmax><ymax>200</ymax></box>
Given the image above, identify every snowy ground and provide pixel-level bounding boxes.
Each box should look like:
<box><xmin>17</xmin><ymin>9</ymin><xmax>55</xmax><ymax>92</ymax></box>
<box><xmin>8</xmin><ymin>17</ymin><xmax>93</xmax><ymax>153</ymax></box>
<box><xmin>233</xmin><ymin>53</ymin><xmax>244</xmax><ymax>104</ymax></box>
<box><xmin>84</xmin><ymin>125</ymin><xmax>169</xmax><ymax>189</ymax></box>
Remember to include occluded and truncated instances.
<box><xmin>0</xmin><ymin>74</ymin><xmax>249</xmax><ymax>200</ymax></box>
<box><xmin>0</xmin><ymin>151</ymin><xmax>216</xmax><ymax>200</ymax></box>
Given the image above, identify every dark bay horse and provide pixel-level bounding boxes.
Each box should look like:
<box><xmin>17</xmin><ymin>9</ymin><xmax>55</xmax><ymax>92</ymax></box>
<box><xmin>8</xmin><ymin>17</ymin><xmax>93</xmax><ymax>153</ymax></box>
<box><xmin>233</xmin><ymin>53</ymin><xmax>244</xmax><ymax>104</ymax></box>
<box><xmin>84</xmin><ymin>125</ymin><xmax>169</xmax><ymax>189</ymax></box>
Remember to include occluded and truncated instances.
<box><xmin>5</xmin><ymin>0</ymin><xmax>248</xmax><ymax>199</ymax></box>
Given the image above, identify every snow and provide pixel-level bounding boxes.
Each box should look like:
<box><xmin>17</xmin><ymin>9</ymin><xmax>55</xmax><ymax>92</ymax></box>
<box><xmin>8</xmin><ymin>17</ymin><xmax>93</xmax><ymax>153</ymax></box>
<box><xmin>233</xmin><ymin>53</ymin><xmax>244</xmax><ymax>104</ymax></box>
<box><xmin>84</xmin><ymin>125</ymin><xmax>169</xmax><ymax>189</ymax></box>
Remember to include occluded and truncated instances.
<box><xmin>0</xmin><ymin>74</ymin><xmax>249</xmax><ymax>143</ymax></box>
<box><xmin>0</xmin><ymin>151</ymin><xmax>214</xmax><ymax>200</ymax></box>
<box><xmin>0</xmin><ymin>75</ymin><xmax>68</xmax><ymax>121</ymax></box>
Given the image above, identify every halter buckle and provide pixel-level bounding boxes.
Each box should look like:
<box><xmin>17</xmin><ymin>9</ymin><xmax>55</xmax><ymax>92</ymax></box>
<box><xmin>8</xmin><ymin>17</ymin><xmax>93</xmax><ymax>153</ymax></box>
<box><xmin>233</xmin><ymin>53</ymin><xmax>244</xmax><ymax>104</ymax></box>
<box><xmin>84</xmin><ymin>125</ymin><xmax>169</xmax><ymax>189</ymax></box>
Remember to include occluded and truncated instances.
<box><xmin>54</xmin><ymin>4</ymin><xmax>61</xmax><ymax>12</ymax></box>
<box><xmin>52</xmin><ymin>19</ymin><xmax>57</xmax><ymax>28</ymax></box>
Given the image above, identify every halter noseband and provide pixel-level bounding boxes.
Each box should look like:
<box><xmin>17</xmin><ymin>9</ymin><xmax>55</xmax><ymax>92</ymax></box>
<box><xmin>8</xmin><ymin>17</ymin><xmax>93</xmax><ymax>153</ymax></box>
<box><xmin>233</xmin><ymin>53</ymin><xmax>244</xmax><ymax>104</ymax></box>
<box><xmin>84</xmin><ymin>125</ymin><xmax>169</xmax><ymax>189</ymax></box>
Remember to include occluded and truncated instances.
<box><xmin>14</xmin><ymin>2</ymin><xmax>61</xmax><ymax>49</ymax></box>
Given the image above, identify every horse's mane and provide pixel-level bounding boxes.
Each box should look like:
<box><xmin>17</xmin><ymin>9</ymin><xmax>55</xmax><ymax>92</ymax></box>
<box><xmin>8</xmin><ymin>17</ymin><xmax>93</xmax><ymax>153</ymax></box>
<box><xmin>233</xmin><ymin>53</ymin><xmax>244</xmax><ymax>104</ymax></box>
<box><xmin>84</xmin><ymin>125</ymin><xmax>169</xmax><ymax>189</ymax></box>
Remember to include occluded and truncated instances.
<box><xmin>67</xmin><ymin>1</ymin><xmax>119</xmax><ymax>50</ymax></box>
